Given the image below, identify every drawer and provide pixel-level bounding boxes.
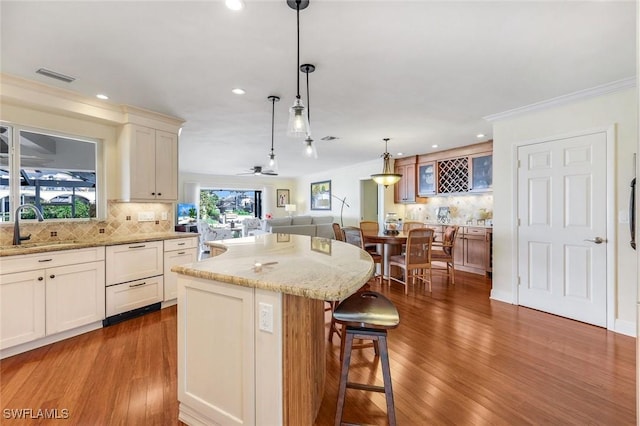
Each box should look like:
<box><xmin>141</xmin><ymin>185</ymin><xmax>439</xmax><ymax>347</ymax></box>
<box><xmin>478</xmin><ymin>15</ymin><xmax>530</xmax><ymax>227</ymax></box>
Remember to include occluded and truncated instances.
<box><xmin>106</xmin><ymin>241</ymin><xmax>163</xmax><ymax>285</ymax></box>
<box><xmin>0</xmin><ymin>247</ymin><xmax>105</xmax><ymax>275</ymax></box>
<box><xmin>465</xmin><ymin>227</ymin><xmax>486</xmax><ymax>237</ymax></box>
<box><xmin>105</xmin><ymin>275</ymin><xmax>163</xmax><ymax>317</ymax></box>
<box><xmin>164</xmin><ymin>237</ymin><xmax>198</xmax><ymax>252</ymax></box>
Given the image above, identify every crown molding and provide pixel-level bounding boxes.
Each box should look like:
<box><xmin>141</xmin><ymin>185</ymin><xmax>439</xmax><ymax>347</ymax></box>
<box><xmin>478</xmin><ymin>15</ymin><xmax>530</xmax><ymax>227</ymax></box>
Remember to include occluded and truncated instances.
<box><xmin>483</xmin><ymin>77</ymin><xmax>636</xmax><ymax>122</ymax></box>
<box><xmin>0</xmin><ymin>73</ymin><xmax>183</xmax><ymax>130</ymax></box>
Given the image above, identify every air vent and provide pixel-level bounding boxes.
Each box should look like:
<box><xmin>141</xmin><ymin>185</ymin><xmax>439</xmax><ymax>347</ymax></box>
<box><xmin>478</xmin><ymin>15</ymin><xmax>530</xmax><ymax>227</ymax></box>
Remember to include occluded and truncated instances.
<box><xmin>36</xmin><ymin>68</ymin><xmax>75</xmax><ymax>83</ymax></box>
<box><xmin>321</xmin><ymin>136</ymin><xmax>339</xmax><ymax>141</ymax></box>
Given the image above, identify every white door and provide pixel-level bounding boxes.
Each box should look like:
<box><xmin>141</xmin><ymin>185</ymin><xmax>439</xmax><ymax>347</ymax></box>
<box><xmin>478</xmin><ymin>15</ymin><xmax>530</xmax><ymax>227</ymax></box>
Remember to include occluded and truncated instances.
<box><xmin>517</xmin><ymin>131</ymin><xmax>608</xmax><ymax>327</ymax></box>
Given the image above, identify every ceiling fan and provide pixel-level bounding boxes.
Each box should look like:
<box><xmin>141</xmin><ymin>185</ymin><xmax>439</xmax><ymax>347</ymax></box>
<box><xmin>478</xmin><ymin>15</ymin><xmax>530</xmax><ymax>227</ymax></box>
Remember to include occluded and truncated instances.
<box><xmin>238</xmin><ymin>166</ymin><xmax>278</xmax><ymax>176</ymax></box>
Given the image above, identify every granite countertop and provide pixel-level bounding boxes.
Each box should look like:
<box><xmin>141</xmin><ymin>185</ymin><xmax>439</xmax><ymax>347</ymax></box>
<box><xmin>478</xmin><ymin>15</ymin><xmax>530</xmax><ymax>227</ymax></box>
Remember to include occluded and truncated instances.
<box><xmin>0</xmin><ymin>232</ymin><xmax>196</xmax><ymax>257</ymax></box>
<box><xmin>173</xmin><ymin>234</ymin><xmax>374</xmax><ymax>301</ymax></box>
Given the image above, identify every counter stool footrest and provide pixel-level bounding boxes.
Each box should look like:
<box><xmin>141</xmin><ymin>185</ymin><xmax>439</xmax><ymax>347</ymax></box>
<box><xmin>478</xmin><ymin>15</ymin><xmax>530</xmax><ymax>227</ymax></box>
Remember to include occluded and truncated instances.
<box><xmin>346</xmin><ymin>382</ymin><xmax>386</xmax><ymax>393</ymax></box>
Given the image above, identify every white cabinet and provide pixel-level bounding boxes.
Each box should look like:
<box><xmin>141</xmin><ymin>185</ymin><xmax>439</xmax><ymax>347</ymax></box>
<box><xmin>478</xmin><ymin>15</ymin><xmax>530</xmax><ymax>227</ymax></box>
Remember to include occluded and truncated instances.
<box><xmin>0</xmin><ymin>247</ymin><xmax>105</xmax><ymax>351</ymax></box>
<box><xmin>105</xmin><ymin>241</ymin><xmax>164</xmax><ymax>316</ymax></box>
<box><xmin>163</xmin><ymin>237</ymin><xmax>198</xmax><ymax>302</ymax></box>
<box><xmin>117</xmin><ymin>124</ymin><xmax>178</xmax><ymax>201</ymax></box>
<box><xmin>46</xmin><ymin>261</ymin><xmax>106</xmax><ymax>335</ymax></box>
<box><xmin>0</xmin><ymin>270</ymin><xmax>45</xmax><ymax>349</ymax></box>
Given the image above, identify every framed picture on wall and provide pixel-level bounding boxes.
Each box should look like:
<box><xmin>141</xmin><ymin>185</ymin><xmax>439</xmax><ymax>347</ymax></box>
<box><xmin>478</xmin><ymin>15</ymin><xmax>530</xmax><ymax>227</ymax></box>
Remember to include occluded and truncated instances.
<box><xmin>276</xmin><ymin>189</ymin><xmax>290</xmax><ymax>208</ymax></box>
<box><xmin>311</xmin><ymin>180</ymin><xmax>331</xmax><ymax>210</ymax></box>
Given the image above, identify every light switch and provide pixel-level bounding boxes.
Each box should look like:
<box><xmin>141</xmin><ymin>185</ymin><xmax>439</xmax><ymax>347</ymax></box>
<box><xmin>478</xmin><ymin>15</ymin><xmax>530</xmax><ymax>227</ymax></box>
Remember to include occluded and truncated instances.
<box><xmin>138</xmin><ymin>211</ymin><xmax>155</xmax><ymax>222</ymax></box>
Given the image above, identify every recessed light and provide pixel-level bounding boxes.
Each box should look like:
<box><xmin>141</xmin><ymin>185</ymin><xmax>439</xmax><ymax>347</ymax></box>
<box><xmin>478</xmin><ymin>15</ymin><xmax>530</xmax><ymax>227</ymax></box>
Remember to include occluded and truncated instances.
<box><xmin>432</xmin><ymin>144</ymin><xmax>439</xmax><ymax>148</ymax></box>
<box><xmin>476</xmin><ymin>133</ymin><xmax>485</xmax><ymax>138</ymax></box>
<box><xmin>232</xmin><ymin>88</ymin><xmax>246</xmax><ymax>95</ymax></box>
<box><xmin>225</xmin><ymin>0</ymin><xmax>244</xmax><ymax>11</ymax></box>
<box><xmin>96</xmin><ymin>94</ymin><xmax>109</xmax><ymax>100</ymax></box>
<box><xmin>397</xmin><ymin>152</ymin><xmax>404</xmax><ymax>156</ymax></box>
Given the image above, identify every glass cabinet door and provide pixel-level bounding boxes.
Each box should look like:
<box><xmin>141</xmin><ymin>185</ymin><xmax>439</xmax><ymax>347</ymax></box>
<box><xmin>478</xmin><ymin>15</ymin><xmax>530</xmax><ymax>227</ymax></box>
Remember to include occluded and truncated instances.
<box><xmin>470</xmin><ymin>154</ymin><xmax>492</xmax><ymax>192</ymax></box>
<box><xmin>418</xmin><ymin>162</ymin><xmax>436</xmax><ymax>195</ymax></box>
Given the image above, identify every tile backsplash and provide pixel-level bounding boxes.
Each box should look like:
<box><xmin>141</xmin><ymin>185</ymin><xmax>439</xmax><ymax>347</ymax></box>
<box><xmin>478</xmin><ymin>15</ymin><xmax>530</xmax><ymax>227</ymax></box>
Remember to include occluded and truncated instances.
<box><xmin>404</xmin><ymin>194</ymin><xmax>493</xmax><ymax>225</ymax></box>
<box><xmin>0</xmin><ymin>201</ymin><xmax>174</xmax><ymax>246</ymax></box>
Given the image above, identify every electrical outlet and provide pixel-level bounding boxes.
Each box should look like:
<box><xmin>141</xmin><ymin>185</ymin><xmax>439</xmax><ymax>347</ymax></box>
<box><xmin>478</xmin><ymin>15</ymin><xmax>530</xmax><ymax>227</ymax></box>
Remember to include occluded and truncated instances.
<box><xmin>161</xmin><ymin>212</ymin><xmax>168</xmax><ymax>221</ymax></box>
<box><xmin>138</xmin><ymin>211</ymin><xmax>155</xmax><ymax>222</ymax></box>
<box><xmin>258</xmin><ymin>302</ymin><xmax>273</xmax><ymax>333</ymax></box>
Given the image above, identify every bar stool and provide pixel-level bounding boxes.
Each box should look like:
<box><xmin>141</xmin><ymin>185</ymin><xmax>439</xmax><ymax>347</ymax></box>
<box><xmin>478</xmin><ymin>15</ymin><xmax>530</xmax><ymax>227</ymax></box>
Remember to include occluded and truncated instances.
<box><xmin>333</xmin><ymin>291</ymin><xmax>400</xmax><ymax>426</ymax></box>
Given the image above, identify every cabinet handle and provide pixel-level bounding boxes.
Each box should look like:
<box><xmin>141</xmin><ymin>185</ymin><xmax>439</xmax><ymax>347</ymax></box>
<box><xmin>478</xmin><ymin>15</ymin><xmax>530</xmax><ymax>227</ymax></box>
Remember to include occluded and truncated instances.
<box><xmin>158</xmin><ymin>193</ymin><xmax>162</xmax><ymax>196</ymax></box>
<box><xmin>128</xmin><ymin>244</ymin><xmax>146</xmax><ymax>249</ymax></box>
<box><xmin>38</xmin><ymin>277</ymin><xmax>44</xmax><ymax>281</ymax></box>
<box><xmin>177</xmin><ymin>251</ymin><xmax>186</xmax><ymax>255</ymax></box>
<box><xmin>49</xmin><ymin>274</ymin><xmax>55</xmax><ymax>279</ymax></box>
<box><xmin>177</xmin><ymin>242</ymin><xmax>186</xmax><ymax>246</ymax></box>
<box><xmin>38</xmin><ymin>258</ymin><xmax>53</xmax><ymax>263</ymax></box>
<box><xmin>151</xmin><ymin>192</ymin><xmax>156</xmax><ymax>195</ymax></box>
<box><xmin>129</xmin><ymin>282</ymin><xmax>146</xmax><ymax>288</ymax></box>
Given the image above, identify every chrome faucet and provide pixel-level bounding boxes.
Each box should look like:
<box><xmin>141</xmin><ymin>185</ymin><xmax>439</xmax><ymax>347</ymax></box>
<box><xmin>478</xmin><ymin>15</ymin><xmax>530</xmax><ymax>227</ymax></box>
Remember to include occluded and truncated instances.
<box><xmin>13</xmin><ymin>204</ymin><xmax>44</xmax><ymax>245</ymax></box>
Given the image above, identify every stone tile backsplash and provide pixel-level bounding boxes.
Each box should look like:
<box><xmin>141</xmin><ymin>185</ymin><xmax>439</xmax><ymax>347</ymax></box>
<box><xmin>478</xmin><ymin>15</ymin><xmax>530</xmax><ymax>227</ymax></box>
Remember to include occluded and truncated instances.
<box><xmin>0</xmin><ymin>201</ymin><xmax>174</xmax><ymax>246</ymax></box>
<box><xmin>404</xmin><ymin>194</ymin><xmax>493</xmax><ymax>225</ymax></box>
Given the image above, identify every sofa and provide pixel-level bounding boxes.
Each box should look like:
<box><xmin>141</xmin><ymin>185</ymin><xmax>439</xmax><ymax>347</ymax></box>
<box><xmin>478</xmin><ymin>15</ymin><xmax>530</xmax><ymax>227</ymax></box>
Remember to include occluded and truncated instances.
<box><xmin>262</xmin><ymin>215</ymin><xmax>335</xmax><ymax>238</ymax></box>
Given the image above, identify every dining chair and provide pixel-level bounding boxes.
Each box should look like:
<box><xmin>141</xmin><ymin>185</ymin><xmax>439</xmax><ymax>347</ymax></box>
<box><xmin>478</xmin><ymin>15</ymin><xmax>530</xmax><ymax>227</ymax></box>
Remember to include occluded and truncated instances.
<box><xmin>359</xmin><ymin>221</ymin><xmax>379</xmax><ymax>252</ymax></box>
<box><xmin>332</xmin><ymin>223</ymin><xmax>345</xmax><ymax>241</ymax></box>
<box><xmin>388</xmin><ymin>228</ymin><xmax>434</xmax><ymax>294</ymax></box>
<box><xmin>402</xmin><ymin>221</ymin><xmax>424</xmax><ymax>232</ymax></box>
<box><xmin>342</xmin><ymin>226</ymin><xmax>383</xmax><ymax>286</ymax></box>
<box><xmin>431</xmin><ymin>225</ymin><xmax>459</xmax><ymax>284</ymax></box>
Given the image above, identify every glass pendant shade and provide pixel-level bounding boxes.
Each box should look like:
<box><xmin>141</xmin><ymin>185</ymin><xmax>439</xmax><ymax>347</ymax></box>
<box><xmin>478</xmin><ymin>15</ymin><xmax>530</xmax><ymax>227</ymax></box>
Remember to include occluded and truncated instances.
<box><xmin>287</xmin><ymin>98</ymin><xmax>310</xmax><ymax>137</ymax></box>
<box><xmin>304</xmin><ymin>136</ymin><xmax>318</xmax><ymax>159</ymax></box>
<box><xmin>371</xmin><ymin>152</ymin><xmax>402</xmax><ymax>187</ymax></box>
<box><xmin>268</xmin><ymin>151</ymin><xmax>278</xmax><ymax>171</ymax></box>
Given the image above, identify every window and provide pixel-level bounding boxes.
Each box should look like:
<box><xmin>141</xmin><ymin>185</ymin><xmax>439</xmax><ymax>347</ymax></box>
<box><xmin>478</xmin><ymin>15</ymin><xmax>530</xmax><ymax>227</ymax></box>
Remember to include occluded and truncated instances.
<box><xmin>0</xmin><ymin>124</ymin><xmax>99</xmax><ymax>221</ymax></box>
<box><xmin>199</xmin><ymin>189</ymin><xmax>262</xmax><ymax>225</ymax></box>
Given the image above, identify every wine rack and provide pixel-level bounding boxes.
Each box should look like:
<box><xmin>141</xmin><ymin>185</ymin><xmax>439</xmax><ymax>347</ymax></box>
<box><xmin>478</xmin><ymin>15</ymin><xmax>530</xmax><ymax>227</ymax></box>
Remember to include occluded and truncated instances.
<box><xmin>437</xmin><ymin>157</ymin><xmax>469</xmax><ymax>193</ymax></box>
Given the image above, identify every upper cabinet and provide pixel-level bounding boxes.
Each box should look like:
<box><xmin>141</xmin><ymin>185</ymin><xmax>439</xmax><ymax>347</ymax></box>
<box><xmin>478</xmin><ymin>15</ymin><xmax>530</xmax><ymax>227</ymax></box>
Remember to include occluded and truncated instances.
<box><xmin>417</xmin><ymin>140</ymin><xmax>493</xmax><ymax>197</ymax></box>
<box><xmin>117</xmin><ymin>124</ymin><xmax>178</xmax><ymax>201</ymax></box>
<box><xmin>394</xmin><ymin>156</ymin><xmax>417</xmax><ymax>203</ymax></box>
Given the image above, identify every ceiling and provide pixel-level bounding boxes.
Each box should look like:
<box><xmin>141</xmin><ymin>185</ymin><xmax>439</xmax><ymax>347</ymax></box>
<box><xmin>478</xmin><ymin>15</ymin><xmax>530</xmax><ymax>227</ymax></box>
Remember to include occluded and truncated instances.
<box><xmin>0</xmin><ymin>1</ymin><xmax>635</xmax><ymax>178</ymax></box>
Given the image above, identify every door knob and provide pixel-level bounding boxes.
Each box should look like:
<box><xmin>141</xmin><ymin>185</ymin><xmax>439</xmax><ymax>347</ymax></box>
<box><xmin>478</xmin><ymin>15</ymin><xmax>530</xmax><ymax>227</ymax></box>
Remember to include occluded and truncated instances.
<box><xmin>584</xmin><ymin>237</ymin><xmax>604</xmax><ymax>244</ymax></box>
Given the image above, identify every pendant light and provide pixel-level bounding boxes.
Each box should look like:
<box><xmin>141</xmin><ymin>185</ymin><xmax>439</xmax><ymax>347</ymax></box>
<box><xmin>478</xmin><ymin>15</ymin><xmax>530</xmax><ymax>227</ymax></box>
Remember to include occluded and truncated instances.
<box><xmin>286</xmin><ymin>0</ymin><xmax>311</xmax><ymax>137</ymax></box>
<box><xmin>371</xmin><ymin>138</ymin><xmax>403</xmax><ymax>187</ymax></box>
<box><xmin>301</xmin><ymin>63</ymin><xmax>317</xmax><ymax>159</ymax></box>
<box><xmin>267</xmin><ymin>95</ymin><xmax>280</xmax><ymax>171</ymax></box>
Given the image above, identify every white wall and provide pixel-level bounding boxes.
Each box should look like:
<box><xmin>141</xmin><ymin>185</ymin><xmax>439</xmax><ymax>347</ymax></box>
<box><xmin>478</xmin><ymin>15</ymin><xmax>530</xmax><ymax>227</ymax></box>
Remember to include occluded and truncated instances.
<box><xmin>491</xmin><ymin>88</ymin><xmax>637</xmax><ymax>334</ymax></box>
<box><xmin>179</xmin><ymin>172</ymin><xmax>297</xmax><ymax>219</ymax></box>
<box><xmin>293</xmin><ymin>158</ymin><xmax>387</xmax><ymax>227</ymax></box>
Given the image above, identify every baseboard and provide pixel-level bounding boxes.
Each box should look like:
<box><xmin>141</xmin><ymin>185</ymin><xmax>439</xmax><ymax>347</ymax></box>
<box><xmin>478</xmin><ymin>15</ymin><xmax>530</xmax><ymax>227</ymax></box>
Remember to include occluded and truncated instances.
<box><xmin>490</xmin><ymin>289</ymin><xmax>514</xmax><ymax>304</ymax></box>
<box><xmin>613</xmin><ymin>318</ymin><xmax>636</xmax><ymax>337</ymax></box>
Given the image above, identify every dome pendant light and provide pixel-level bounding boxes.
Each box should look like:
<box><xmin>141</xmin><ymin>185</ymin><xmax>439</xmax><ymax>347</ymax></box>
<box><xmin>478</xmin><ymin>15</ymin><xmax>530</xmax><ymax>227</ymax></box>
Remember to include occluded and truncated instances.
<box><xmin>301</xmin><ymin>63</ymin><xmax>317</xmax><ymax>159</ymax></box>
<box><xmin>286</xmin><ymin>0</ymin><xmax>311</xmax><ymax>137</ymax></box>
<box><xmin>371</xmin><ymin>138</ymin><xmax>403</xmax><ymax>187</ymax></box>
<box><xmin>267</xmin><ymin>95</ymin><xmax>280</xmax><ymax>171</ymax></box>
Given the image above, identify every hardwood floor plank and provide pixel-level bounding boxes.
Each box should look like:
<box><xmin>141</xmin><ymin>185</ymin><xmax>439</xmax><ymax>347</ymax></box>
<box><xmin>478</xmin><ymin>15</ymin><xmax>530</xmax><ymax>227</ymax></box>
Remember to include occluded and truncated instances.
<box><xmin>0</xmin><ymin>272</ymin><xmax>634</xmax><ymax>425</ymax></box>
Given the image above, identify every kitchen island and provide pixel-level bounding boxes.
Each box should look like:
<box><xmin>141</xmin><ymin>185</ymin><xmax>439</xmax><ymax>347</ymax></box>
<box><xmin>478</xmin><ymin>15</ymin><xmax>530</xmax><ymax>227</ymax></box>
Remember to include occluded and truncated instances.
<box><xmin>171</xmin><ymin>234</ymin><xmax>374</xmax><ymax>426</ymax></box>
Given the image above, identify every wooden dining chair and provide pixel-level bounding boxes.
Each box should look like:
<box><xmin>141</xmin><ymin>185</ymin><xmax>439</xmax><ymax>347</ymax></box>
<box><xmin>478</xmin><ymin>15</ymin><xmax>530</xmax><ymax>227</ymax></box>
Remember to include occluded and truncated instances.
<box><xmin>342</xmin><ymin>226</ymin><xmax>383</xmax><ymax>285</ymax></box>
<box><xmin>388</xmin><ymin>228</ymin><xmax>434</xmax><ymax>294</ymax></box>
<box><xmin>402</xmin><ymin>221</ymin><xmax>424</xmax><ymax>232</ymax></box>
<box><xmin>431</xmin><ymin>225</ymin><xmax>459</xmax><ymax>284</ymax></box>
<box><xmin>359</xmin><ymin>221</ymin><xmax>379</xmax><ymax>252</ymax></box>
<box><xmin>332</xmin><ymin>223</ymin><xmax>345</xmax><ymax>241</ymax></box>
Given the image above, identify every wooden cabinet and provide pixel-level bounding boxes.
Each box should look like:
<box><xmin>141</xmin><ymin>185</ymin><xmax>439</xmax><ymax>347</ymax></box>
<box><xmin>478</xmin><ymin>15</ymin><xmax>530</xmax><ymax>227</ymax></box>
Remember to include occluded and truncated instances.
<box><xmin>0</xmin><ymin>247</ymin><xmax>105</xmax><ymax>351</ymax></box>
<box><xmin>118</xmin><ymin>124</ymin><xmax>178</xmax><ymax>201</ymax></box>
<box><xmin>164</xmin><ymin>237</ymin><xmax>198</xmax><ymax>302</ymax></box>
<box><xmin>394</xmin><ymin>156</ymin><xmax>417</xmax><ymax>203</ymax></box>
<box><xmin>453</xmin><ymin>227</ymin><xmax>488</xmax><ymax>274</ymax></box>
<box><xmin>470</xmin><ymin>153</ymin><xmax>493</xmax><ymax>192</ymax></box>
<box><xmin>105</xmin><ymin>240</ymin><xmax>164</xmax><ymax>316</ymax></box>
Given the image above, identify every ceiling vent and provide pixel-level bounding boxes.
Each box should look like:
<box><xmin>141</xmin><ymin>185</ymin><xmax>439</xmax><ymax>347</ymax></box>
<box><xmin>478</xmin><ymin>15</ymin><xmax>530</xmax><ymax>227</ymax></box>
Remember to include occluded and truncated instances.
<box><xmin>321</xmin><ymin>136</ymin><xmax>339</xmax><ymax>141</ymax></box>
<box><xmin>36</xmin><ymin>68</ymin><xmax>75</xmax><ymax>83</ymax></box>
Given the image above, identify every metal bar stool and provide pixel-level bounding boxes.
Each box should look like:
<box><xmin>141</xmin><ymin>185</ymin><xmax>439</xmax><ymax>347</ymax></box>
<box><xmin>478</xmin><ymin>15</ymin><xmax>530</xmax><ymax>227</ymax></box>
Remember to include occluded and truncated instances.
<box><xmin>332</xmin><ymin>291</ymin><xmax>400</xmax><ymax>426</ymax></box>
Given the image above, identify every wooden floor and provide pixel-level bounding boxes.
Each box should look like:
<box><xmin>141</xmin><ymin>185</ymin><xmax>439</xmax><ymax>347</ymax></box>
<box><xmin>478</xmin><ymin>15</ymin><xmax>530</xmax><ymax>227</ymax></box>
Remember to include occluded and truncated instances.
<box><xmin>0</xmin><ymin>271</ymin><xmax>635</xmax><ymax>425</ymax></box>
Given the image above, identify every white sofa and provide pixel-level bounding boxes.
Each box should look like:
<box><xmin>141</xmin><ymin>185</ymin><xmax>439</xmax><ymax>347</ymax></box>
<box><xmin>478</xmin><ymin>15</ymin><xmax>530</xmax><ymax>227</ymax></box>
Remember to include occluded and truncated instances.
<box><xmin>262</xmin><ymin>216</ymin><xmax>335</xmax><ymax>238</ymax></box>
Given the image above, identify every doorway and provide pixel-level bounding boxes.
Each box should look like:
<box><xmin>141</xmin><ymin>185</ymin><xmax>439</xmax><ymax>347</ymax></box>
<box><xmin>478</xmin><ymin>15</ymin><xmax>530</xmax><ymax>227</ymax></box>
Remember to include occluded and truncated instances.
<box><xmin>360</xmin><ymin>179</ymin><xmax>378</xmax><ymax>222</ymax></box>
<box><xmin>516</xmin><ymin>128</ymin><xmax>612</xmax><ymax>327</ymax></box>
